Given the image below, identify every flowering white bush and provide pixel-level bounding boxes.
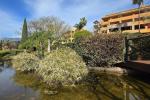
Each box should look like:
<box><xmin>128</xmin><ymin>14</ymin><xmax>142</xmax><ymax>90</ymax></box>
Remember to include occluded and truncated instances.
<box><xmin>38</xmin><ymin>47</ymin><xmax>88</xmax><ymax>86</ymax></box>
<box><xmin>12</xmin><ymin>52</ymin><xmax>39</xmax><ymax>72</ymax></box>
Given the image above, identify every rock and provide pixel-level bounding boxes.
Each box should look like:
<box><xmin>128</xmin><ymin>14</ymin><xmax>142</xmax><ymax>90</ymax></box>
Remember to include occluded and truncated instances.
<box><xmin>43</xmin><ymin>90</ymin><xmax>58</xmax><ymax>95</ymax></box>
<box><xmin>88</xmin><ymin>67</ymin><xmax>128</xmax><ymax>75</ymax></box>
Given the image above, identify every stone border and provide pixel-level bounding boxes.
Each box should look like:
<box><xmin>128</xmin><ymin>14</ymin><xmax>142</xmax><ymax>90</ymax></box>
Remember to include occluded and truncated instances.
<box><xmin>88</xmin><ymin>67</ymin><xmax>132</xmax><ymax>75</ymax></box>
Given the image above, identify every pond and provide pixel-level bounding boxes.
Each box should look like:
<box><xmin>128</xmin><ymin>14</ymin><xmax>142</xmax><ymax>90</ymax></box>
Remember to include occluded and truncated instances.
<box><xmin>0</xmin><ymin>61</ymin><xmax>150</xmax><ymax>100</ymax></box>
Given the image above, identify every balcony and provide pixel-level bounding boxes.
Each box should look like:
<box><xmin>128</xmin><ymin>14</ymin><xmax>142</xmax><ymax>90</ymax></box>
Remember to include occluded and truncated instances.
<box><xmin>108</xmin><ymin>24</ymin><xmax>118</xmax><ymax>28</ymax></box>
<box><xmin>133</xmin><ymin>21</ymin><xmax>145</xmax><ymax>25</ymax></box>
<box><xmin>101</xmin><ymin>21</ymin><xmax>109</xmax><ymax>26</ymax></box>
<box><xmin>121</xmin><ymin>22</ymin><xmax>132</xmax><ymax>27</ymax></box>
<box><xmin>108</xmin><ymin>22</ymin><xmax>133</xmax><ymax>28</ymax></box>
<box><xmin>109</xmin><ymin>15</ymin><xmax>134</xmax><ymax>23</ymax></box>
<box><xmin>122</xmin><ymin>29</ymin><xmax>150</xmax><ymax>33</ymax></box>
<box><xmin>133</xmin><ymin>12</ymin><xmax>150</xmax><ymax>18</ymax></box>
<box><xmin>109</xmin><ymin>12</ymin><xmax>150</xmax><ymax>23</ymax></box>
<box><xmin>101</xmin><ymin>27</ymin><xmax>107</xmax><ymax>30</ymax></box>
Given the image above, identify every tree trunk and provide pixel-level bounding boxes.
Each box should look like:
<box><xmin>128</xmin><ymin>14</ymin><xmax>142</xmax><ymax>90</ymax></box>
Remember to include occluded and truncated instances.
<box><xmin>138</xmin><ymin>5</ymin><xmax>141</xmax><ymax>33</ymax></box>
<box><xmin>138</xmin><ymin>5</ymin><xmax>142</xmax><ymax>60</ymax></box>
<box><xmin>48</xmin><ymin>38</ymin><xmax>51</xmax><ymax>52</ymax></box>
<box><xmin>40</xmin><ymin>41</ymin><xmax>44</xmax><ymax>58</ymax></box>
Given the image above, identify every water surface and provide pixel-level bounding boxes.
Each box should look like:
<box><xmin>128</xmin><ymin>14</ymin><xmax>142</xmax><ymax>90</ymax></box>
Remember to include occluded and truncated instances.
<box><xmin>0</xmin><ymin>61</ymin><xmax>150</xmax><ymax>100</ymax></box>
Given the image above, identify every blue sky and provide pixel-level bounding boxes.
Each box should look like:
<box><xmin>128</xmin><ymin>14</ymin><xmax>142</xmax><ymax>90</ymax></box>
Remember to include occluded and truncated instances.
<box><xmin>0</xmin><ymin>0</ymin><xmax>150</xmax><ymax>38</ymax></box>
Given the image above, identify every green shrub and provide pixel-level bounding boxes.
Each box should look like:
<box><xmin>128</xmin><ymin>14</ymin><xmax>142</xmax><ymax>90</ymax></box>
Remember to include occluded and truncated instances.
<box><xmin>139</xmin><ymin>36</ymin><xmax>150</xmax><ymax>60</ymax></box>
<box><xmin>126</xmin><ymin>33</ymin><xmax>150</xmax><ymax>60</ymax></box>
<box><xmin>0</xmin><ymin>50</ymin><xmax>11</xmax><ymax>57</ymax></box>
<box><xmin>70</xmin><ymin>33</ymin><xmax>124</xmax><ymax>67</ymax></box>
<box><xmin>37</xmin><ymin>47</ymin><xmax>88</xmax><ymax>87</ymax></box>
<box><xmin>19</xmin><ymin>31</ymin><xmax>64</xmax><ymax>52</ymax></box>
<box><xmin>0</xmin><ymin>50</ymin><xmax>22</xmax><ymax>59</ymax></box>
<box><xmin>74</xmin><ymin>30</ymin><xmax>92</xmax><ymax>39</ymax></box>
<box><xmin>12</xmin><ymin>52</ymin><xmax>39</xmax><ymax>72</ymax></box>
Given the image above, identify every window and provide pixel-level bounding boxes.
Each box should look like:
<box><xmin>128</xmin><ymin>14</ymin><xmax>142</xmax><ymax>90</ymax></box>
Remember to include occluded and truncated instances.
<box><xmin>109</xmin><ymin>28</ymin><xmax>119</xmax><ymax>32</ymax></box>
<box><xmin>147</xmin><ymin>23</ymin><xmax>150</xmax><ymax>28</ymax></box>
<box><xmin>122</xmin><ymin>19</ymin><xmax>132</xmax><ymax>23</ymax></box>
<box><xmin>135</xmin><ymin>24</ymin><xmax>145</xmax><ymax>30</ymax></box>
<box><xmin>121</xmin><ymin>26</ymin><xmax>132</xmax><ymax>31</ymax></box>
<box><xmin>110</xmin><ymin>21</ymin><xmax>119</xmax><ymax>25</ymax></box>
<box><xmin>102</xmin><ymin>25</ymin><xmax>107</xmax><ymax>27</ymax></box>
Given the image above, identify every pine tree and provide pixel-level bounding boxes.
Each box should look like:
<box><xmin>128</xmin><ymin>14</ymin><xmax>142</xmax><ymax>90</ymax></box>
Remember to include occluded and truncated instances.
<box><xmin>21</xmin><ymin>18</ymin><xmax>28</xmax><ymax>41</ymax></box>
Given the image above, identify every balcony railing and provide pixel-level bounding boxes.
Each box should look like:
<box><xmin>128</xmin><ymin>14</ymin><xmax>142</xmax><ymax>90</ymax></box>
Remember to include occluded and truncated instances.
<box><xmin>122</xmin><ymin>29</ymin><xmax>150</xmax><ymax>33</ymax></box>
<box><xmin>108</xmin><ymin>22</ymin><xmax>133</xmax><ymax>28</ymax></box>
<box><xmin>109</xmin><ymin>12</ymin><xmax>150</xmax><ymax>23</ymax></box>
<box><xmin>108</xmin><ymin>20</ymin><xmax>150</xmax><ymax>29</ymax></box>
<box><xmin>101</xmin><ymin>21</ymin><xmax>109</xmax><ymax>25</ymax></box>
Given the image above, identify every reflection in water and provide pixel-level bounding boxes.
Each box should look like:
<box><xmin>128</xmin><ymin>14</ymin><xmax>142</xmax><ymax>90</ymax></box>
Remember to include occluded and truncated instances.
<box><xmin>0</xmin><ymin>61</ymin><xmax>150</xmax><ymax>100</ymax></box>
<box><xmin>0</xmin><ymin>62</ymin><xmax>5</xmax><ymax>73</ymax></box>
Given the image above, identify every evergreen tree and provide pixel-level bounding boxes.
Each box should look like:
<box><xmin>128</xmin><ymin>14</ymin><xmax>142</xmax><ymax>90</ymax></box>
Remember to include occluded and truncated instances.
<box><xmin>21</xmin><ymin>18</ymin><xmax>28</xmax><ymax>41</ymax></box>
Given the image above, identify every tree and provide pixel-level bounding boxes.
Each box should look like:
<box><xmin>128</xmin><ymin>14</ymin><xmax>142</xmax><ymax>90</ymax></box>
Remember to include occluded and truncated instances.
<box><xmin>74</xmin><ymin>17</ymin><xmax>87</xmax><ymax>30</ymax></box>
<box><xmin>93</xmin><ymin>20</ymin><xmax>100</xmax><ymax>34</ymax></box>
<box><xmin>28</xmin><ymin>16</ymin><xmax>70</xmax><ymax>52</ymax></box>
<box><xmin>132</xmin><ymin>0</ymin><xmax>144</xmax><ymax>33</ymax></box>
<box><xmin>28</xmin><ymin>16</ymin><xmax>70</xmax><ymax>37</ymax></box>
<box><xmin>21</xmin><ymin>18</ymin><xmax>28</xmax><ymax>42</ymax></box>
<box><xmin>20</xmin><ymin>16</ymin><xmax>71</xmax><ymax>52</ymax></box>
<box><xmin>0</xmin><ymin>40</ymin><xmax>2</xmax><ymax>50</ymax></box>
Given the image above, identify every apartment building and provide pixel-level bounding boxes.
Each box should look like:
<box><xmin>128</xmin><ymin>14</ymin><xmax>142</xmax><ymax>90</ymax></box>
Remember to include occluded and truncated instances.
<box><xmin>98</xmin><ymin>5</ymin><xmax>150</xmax><ymax>34</ymax></box>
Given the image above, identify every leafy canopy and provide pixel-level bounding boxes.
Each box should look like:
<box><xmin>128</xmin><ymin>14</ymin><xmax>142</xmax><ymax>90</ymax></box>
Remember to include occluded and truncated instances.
<box><xmin>19</xmin><ymin>16</ymin><xmax>71</xmax><ymax>50</ymax></box>
<box><xmin>132</xmin><ymin>0</ymin><xmax>143</xmax><ymax>5</ymax></box>
<box><xmin>19</xmin><ymin>31</ymin><xmax>54</xmax><ymax>50</ymax></box>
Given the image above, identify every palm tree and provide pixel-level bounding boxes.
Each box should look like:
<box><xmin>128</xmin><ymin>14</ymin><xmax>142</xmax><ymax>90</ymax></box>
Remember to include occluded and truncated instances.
<box><xmin>74</xmin><ymin>17</ymin><xmax>87</xmax><ymax>31</ymax></box>
<box><xmin>132</xmin><ymin>0</ymin><xmax>144</xmax><ymax>33</ymax></box>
